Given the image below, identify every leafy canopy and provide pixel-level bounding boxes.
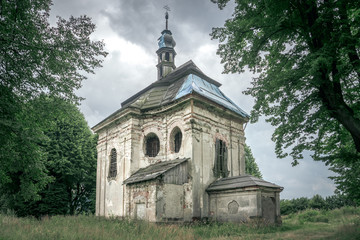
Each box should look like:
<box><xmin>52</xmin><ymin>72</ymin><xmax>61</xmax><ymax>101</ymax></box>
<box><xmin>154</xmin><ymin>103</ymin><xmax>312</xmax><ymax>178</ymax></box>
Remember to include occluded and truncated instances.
<box><xmin>211</xmin><ymin>0</ymin><xmax>360</xmax><ymax>166</ymax></box>
<box><xmin>10</xmin><ymin>96</ymin><xmax>98</xmax><ymax>217</ymax></box>
<box><xmin>1</xmin><ymin>0</ymin><xmax>107</xmax><ymax>102</ymax></box>
<box><xmin>0</xmin><ymin>0</ymin><xmax>106</xmax><ymax>202</ymax></box>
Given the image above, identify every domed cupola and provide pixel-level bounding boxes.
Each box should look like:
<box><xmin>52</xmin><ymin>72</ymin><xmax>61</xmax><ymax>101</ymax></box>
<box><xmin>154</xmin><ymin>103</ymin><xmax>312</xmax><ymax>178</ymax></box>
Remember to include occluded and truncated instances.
<box><xmin>156</xmin><ymin>11</ymin><xmax>176</xmax><ymax>79</ymax></box>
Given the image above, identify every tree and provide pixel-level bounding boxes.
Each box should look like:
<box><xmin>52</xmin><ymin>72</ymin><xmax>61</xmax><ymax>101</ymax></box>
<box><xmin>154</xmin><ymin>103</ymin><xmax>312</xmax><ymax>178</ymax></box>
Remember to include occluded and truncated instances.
<box><xmin>244</xmin><ymin>144</ymin><xmax>262</xmax><ymax>178</ymax></box>
<box><xmin>9</xmin><ymin>96</ymin><xmax>97</xmax><ymax>217</ymax></box>
<box><xmin>0</xmin><ymin>0</ymin><xmax>106</xmax><ymax>203</ymax></box>
<box><xmin>330</xmin><ymin>158</ymin><xmax>360</xmax><ymax>205</ymax></box>
<box><xmin>211</xmin><ymin>1</ymin><xmax>360</xmax><ymax>164</ymax></box>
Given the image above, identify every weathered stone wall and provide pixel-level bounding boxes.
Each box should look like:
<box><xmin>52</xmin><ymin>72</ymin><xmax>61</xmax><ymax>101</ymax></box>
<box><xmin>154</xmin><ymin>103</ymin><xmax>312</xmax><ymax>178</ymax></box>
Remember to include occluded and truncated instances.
<box><xmin>208</xmin><ymin>190</ymin><xmax>259</xmax><ymax>222</ymax></box>
<box><xmin>208</xmin><ymin>188</ymin><xmax>281</xmax><ymax>223</ymax></box>
<box><xmin>136</xmin><ymin>102</ymin><xmax>193</xmax><ymax>169</ymax></box>
<box><xmin>190</xmin><ymin>99</ymin><xmax>246</xmax><ymax>219</ymax></box>
<box><xmin>95</xmin><ymin>117</ymin><xmax>136</xmax><ymax>217</ymax></box>
<box><xmin>127</xmin><ymin>181</ymin><xmax>158</xmax><ymax>221</ymax></box>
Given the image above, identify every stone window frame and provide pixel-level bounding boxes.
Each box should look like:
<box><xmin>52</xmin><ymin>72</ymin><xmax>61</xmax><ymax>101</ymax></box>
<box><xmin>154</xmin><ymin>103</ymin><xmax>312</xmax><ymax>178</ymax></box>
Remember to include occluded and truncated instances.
<box><xmin>170</xmin><ymin>126</ymin><xmax>182</xmax><ymax>153</ymax></box>
<box><xmin>213</xmin><ymin>138</ymin><xmax>229</xmax><ymax>178</ymax></box>
<box><xmin>144</xmin><ymin>132</ymin><xmax>160</xmax><ymax>157</ymax></box>
<box><xmin>108</xmin><ymin>148</ymin><xmax>117</xmax><ymax>179</ymax></box>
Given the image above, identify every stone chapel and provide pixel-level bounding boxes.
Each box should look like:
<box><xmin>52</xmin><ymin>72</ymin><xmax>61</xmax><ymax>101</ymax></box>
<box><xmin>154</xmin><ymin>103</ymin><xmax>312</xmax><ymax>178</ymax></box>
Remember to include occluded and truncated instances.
<box><xmin>92</xmin><ymin>12</ymin><xmax>283</xmax><ymax>224</ymax></box>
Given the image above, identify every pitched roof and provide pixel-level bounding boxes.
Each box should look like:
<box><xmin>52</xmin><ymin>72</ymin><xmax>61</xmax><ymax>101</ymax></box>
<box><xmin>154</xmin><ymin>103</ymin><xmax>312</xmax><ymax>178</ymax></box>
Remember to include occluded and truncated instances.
<box><xmin>121</xmin><ymin>60</ymin><xmax>220</xmax><ymax>108</ymax></box>
<box><xmin>92</xmin><ymin>60</ymin><xmax>249</xmax><ymax>130</ymax></box>
<box><xmin>123</xmin><ymin>158</ymin><xmax>189</xmax><ymax>185</ymax></box>
<box><xmin>121</xmin><ymin>60</ymin><xmax>249</xmax><ymax>117</ymax></box>
<box><xmin>206</xmin><ymin>175</ymin><xmax>283</xmax><ymax>192</ymax></box>
<box><xmin>174</xmin><ymin>74</ymin><xmax>250</xmax><ymax>118</ymax></box>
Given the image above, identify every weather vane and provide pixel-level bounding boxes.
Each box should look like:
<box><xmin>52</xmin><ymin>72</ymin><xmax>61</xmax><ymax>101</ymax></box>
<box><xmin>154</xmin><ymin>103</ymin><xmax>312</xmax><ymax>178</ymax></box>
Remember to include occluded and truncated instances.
<box><xmin>163</xmin><ymin>5</ymin><xmax>171</xmax><ymax>30</ymax></box>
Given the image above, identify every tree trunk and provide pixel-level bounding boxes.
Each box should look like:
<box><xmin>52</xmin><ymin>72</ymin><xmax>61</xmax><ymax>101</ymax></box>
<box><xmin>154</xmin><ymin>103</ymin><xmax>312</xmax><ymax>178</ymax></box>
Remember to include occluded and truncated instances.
<box><xmin>319</xmin><ymin>70</ymin><xmax>360</xmax><ymax>153</ymax></box>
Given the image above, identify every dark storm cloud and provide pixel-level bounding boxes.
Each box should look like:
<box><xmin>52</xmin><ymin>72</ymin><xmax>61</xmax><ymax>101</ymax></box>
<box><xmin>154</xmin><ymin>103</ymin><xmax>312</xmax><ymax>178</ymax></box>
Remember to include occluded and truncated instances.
<box><xmin>100</xmin><ymin>1</ymin><xmax>160</xmax><ymax>54</ymax></box>
<box><xmin>100</xmin><ymin>0</ymin><xmax>234</xmax><ymax>55</ymax></box>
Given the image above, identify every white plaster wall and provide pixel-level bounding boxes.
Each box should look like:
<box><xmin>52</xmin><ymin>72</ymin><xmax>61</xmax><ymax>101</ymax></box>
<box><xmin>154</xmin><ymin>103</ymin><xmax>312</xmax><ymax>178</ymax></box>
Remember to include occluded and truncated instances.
<box><xmin>95</xmin><ymin>117</ymin><xmax>134</xmax><ymax>217</ymax></box>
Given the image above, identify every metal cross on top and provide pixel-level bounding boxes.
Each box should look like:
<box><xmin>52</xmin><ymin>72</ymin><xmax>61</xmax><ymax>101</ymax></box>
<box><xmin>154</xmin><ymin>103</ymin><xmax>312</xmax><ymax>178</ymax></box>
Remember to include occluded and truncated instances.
<box><xmin>163</xmin><ymin>5</ymin><xmax>171</xmax><ymax>30</ymax></box>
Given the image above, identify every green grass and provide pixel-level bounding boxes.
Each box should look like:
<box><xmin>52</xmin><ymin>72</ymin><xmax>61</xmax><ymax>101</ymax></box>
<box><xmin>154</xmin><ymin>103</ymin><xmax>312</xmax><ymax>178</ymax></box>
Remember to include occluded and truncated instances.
<box><xmin>0</xmin><ymin>207</ymin><xmax>359</xmax><ymax>240</ymax></box>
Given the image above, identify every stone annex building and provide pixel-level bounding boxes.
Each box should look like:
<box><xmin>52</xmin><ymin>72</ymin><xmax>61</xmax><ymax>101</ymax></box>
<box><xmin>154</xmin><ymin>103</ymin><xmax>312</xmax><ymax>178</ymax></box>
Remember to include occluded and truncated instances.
<box><xmin>92</xmin><ymin>13</ymin><xmax>283</xmax><ymax>224</ymax></box>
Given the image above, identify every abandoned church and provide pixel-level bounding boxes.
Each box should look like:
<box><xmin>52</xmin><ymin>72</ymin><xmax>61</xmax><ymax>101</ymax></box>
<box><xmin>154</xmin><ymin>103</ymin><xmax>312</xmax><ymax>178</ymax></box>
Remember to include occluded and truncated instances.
<box><xmin>92</xmin><ymin>13</ymin><xmax>283</xmax><ymax>224</ymax></box>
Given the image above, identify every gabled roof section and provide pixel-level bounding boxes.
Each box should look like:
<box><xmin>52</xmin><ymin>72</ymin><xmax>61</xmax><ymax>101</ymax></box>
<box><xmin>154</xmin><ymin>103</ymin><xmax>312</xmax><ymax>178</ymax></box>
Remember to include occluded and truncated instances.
<box><xmin>174</xmin><ymin>74</ymin><xmax>250</xmax><ymax>118</ymax></box>
<box><xmin>121</xmin><ymin>60</ymin><xmax>220</xmax><ymax>108</ymax></box>
<box><xmin>206</xmin><ymin>175</ymin><xmax>283</xmax><ymax>192</ymax></box>
<box><xmin>124</xmin><ymin>158</ymin><xmax>189</xmax><ymax>185</ymax></box>
<box><xmin>120</xmin><ymin>60</ymin><xmax>249</xmax><ymax>118</ymax></box>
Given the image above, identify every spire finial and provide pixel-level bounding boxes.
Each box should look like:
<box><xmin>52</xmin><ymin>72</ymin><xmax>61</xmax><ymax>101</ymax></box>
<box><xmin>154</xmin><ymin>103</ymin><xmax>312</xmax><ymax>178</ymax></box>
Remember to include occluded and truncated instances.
<box><xmin>163</xmin><ymin>5</ymin><xmax>170</xmax><ymax>30</ymax></box>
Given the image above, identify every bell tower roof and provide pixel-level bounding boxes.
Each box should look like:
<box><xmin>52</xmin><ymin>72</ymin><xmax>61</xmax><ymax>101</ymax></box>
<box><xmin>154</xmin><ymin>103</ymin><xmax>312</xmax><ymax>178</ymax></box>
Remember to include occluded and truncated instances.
<box><xmin>157</xmin><ymin>10</ymin><xmax>176</xmax><ymax>49</ymax></box>
<box><xmin>156</xmin><ymin>7</ymin><xmax>176</xmax><ymax>79</ymax></box>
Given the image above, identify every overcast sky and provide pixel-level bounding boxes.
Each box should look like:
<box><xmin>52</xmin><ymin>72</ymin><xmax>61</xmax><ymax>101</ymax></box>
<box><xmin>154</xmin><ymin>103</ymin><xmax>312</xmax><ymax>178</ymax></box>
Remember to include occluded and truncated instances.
<box><xmin>50</xmin><ymin>0</ymin><xmax>336</xmax><ymax>199</ymax></box>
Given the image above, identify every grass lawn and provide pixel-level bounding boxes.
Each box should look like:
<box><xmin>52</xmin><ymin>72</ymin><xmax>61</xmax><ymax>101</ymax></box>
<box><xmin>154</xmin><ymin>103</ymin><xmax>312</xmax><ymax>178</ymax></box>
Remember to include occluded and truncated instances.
<box><xmin>0</xmin><ymin>207</ymin><xmax>359</xmax><ymax>240</ymax></box>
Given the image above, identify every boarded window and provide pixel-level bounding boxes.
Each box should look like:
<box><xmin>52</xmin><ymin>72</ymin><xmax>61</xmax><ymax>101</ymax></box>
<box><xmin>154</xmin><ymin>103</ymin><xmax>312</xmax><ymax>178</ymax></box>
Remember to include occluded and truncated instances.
<box><xmin>213</xmin><ymin>139</ymin><xmax>228</xmax><ymax>178</ymax></box>
<box><xmin>145</xmin><ymin>134</ymin><xmax>160</xmax><ymax>157</ymax></box>
<box><xmin>109</xmin><ymin>148</ymin><xmax>117</xmax><ymax>178</ymax></box>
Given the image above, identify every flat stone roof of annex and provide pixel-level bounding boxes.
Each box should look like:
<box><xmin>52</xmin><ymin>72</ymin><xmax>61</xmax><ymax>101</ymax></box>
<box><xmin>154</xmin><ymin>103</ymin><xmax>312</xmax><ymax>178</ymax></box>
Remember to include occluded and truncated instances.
<box><xmin>206</xmin><ymin>175</ymin><xmax>283</xmax><ymax>192</ymax></box>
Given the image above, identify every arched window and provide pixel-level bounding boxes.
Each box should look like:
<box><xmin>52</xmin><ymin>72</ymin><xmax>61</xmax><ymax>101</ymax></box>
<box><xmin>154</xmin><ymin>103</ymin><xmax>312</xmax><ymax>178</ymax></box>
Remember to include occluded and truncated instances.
<box><xmin>145</xmin><ymin>133</ymin><xmax>160</xmax><ymax>157</ymax></box>
<box><xmin>165</xmin><ymin>52</ymin><xmax>170</xmax><ymax>61</ymax></box>
<box><xmin>213</xmin><ymin>139</ymin><xmax>228</xmax><ymax>178</ymax></box>
<box><xmin>109</xmin><ymin>148</ymin><xmax>117</xmax><ymax>178</ymax></box>
<box><xmin>170</xmin><ymin>127</ymin><xmax>182</xmax><ymax>153</ymax></box>
<box><xmin>174</xmin><ymin>131</ymin><xmax>182</xmax><ymax>153</ymax></box>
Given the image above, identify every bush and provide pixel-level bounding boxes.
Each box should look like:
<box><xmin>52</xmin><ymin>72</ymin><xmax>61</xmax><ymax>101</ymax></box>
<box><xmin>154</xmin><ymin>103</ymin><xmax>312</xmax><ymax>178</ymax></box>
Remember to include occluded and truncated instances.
<box><xmin>281</xmin><ymin>194</ymin><xmax>356</xmax><ymax>215</ymax></box>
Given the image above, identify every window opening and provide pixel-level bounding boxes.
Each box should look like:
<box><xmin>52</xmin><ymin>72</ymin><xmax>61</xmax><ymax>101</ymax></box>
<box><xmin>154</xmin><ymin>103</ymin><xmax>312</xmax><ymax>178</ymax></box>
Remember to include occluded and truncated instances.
<box><xmin>109</xmin><ymin>148</ymin><xmax>117</xmax><ymax>178</ymax></box>
<box><xmin>170</xmin><ymin>127</ymin><xmax>182</xmax><ymax>153</ymax></box>
<box><xmin>165</xmin><ymin>52</ymin><xmax>170</xmax><ymax>61</ymax></box>
<box><xmin>159</xmin><ymin>66</ymin><xmax>163</xmax><ymax>78</ymax></box>
<box><xmin>213</xmin><ymin>139</ymin><xmax>228</xmax><ymax>178</ymax></box>
<box><xmin>174</xmin><ymin>131</ymin><xmax>182</xmax><ymax>153</ymax></box>
<box><xmin>146</xmin><ymin>134</ymin><xmax>160</xmax><ymax>157</ymax></box>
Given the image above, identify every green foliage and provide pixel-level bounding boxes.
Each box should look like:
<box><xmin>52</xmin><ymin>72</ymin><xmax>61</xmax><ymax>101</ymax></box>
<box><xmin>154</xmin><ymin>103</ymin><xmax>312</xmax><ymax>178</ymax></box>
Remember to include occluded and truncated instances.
<box><xmin>244</xmin><ymin>144</ymin><xmax>262</xmax><ymax>178</ymax></box>
<box><xmin>280</xmin><ymin>194</ymin><xmax>355</xmax><ymax>215</ymax></box>
<box><xmin>8</xmin><ymin>97</ymin><xmax>98</xmax><ymax>217</ymax></box>
<box><xmin>309</xmin><ymin>194</ymin><xmax>326</xmax><ymax>209</ymax></box>
<box><xmin>0</xmin><ymin>0</ymin><xmax>106</xmax><ymax>204</ymax></box>
<box><xmin>330</xmin><ymin>157</ymin><xmax>360</xmax><ymax>205</ymax></box>
<box><xmin>211</xmin><ymin>0</ymin><xmax>360</xmax><ymax>203</ymax></box>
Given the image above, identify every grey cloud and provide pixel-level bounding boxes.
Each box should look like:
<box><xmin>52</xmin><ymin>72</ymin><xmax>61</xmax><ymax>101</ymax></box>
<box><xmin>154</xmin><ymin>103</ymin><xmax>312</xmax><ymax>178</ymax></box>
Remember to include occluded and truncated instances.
<box><xmin>100</xmin><ymin>0</ymin><xmax>234</xmax><ymax>56</ymax></box>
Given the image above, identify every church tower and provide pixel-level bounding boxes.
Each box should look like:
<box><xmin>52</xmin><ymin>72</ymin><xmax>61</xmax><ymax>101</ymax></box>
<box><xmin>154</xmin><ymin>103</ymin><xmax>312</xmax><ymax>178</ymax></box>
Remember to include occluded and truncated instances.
<box><xmin>156</xmin><ymin>11</ymin><xmax>176</xmax><ymax>79</ymax></box>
